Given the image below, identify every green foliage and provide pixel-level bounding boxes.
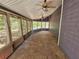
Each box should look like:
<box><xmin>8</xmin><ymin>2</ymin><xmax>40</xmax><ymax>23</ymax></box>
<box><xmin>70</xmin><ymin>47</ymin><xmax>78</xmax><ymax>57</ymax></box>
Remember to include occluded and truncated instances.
<box><xmin>22</xmin><ymin>20</ymin><xmax>27</xmax><ymax>34</ymax></box>
<box><xmin>10</xmin><ymin>17</ymin><xmax>20</xmax><ymax>30</ymax></box>
<box><xmin>0</xmin><ymin>16</ymin><xmax>4</xmax><ymax>31</ymax></box>
<box><xmin>0</xmin><ymin>15</ymin><xmax>49</xmax><ymax>31</ymax></box>
<box><xmin>33</xmin><ymin>21</ymin><xmax>48</xmax><ymax>29</ymax></box>
<box><xmin>33</xmin><ymin>21</ymin><xmax>38</xmax><ymax>28</ymax></box>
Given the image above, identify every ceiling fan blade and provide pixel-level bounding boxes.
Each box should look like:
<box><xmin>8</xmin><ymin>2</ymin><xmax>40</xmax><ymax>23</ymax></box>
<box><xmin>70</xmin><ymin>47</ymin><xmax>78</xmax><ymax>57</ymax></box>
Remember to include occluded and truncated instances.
<box><xmin>36</xmin><ymin>8</ymin><xmax>42</xmax><ymax>11</ymax></box>
<box><xmin>46</xmin><ymin>0</ymin><xmax>54</xmax><ymax>4</ymax></box>
<box><xmin>36</xmin><ymin>4</ymin><xmax>42</xmax><ymax>6</ymax></box>
<box><xmin>47</xmin><ymin>6</ymin><xmax>56</xmax><ymax>8</ymax></box>
<box><xmin>36</xmin><ymin>7</ymin><xmax>44</xmax><ymax>11</ymax></box>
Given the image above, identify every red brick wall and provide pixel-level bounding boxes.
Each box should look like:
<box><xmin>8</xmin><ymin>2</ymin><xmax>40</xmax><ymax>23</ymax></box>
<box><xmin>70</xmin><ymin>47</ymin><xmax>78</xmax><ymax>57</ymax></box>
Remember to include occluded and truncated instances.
<box><xmin>0</xmin><ymin>37</ymin><xmax>24</xmax><ymax>59</ymax></box>
<box><xmin>0</xmin><ymin>45</ymin><xmax>13</xmax><ymax>59</ymax></box>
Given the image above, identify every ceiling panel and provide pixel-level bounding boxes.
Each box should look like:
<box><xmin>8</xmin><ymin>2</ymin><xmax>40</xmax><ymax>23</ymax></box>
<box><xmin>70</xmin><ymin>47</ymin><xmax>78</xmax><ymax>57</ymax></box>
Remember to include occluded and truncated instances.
<box><xmin>0</xmin><ymin>0</ymin><xmax>61</xmax><ymax>19</ymax></box>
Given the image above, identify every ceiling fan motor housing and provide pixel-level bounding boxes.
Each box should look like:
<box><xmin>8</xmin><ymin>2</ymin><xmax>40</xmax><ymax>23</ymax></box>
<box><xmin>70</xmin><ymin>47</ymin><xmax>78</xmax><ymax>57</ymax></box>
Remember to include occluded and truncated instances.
<box><xmin>43</xmin><ymin>3</ymin><xmax>48</xmax><ymax>8</ymax></box>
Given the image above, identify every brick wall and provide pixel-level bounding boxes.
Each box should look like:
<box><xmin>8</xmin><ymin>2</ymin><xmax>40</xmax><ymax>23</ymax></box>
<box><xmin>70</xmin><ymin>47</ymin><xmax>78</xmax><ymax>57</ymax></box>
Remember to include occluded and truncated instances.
<box><xmin>60</xmin><ymin>0</ymin><xmax>79</xmax><ymax>59</ymax></box>
<box><xmin>0</xmin><ymin>45</ymin><xmax>13</xmax><ymax>59</ymax></box>
<box><xmin>0</xmin><ymin>37</ymin><xmax>24</xmax><ymax>59</ymax></box>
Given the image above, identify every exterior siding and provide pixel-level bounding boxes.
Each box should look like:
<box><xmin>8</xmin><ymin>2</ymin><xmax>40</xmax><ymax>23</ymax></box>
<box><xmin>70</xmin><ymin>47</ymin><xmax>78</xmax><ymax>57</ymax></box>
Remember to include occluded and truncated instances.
<box><xmin>60</xmin><ymin>0</ymin><xmax>79</xmax><ymax>59</ymax></box>
<box><xmin>49</xmin><ymin>7</ymin><xmax>61</xmax><ymax>35</ymax></box>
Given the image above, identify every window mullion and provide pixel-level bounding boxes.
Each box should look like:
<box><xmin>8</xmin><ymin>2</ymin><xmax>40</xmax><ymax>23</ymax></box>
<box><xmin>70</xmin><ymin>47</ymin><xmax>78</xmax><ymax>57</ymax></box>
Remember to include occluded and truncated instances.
<box><xmin>5</xmin><ymin>13</ymin><xmax>12</xmax><ymax>44</ymax></box>
<box><xmin>26</xmin><ymin>20</ymin><xmax>28</xmax><ymax>32</ymax></box>
<box><xmin>41</xmin><ymin>19</ymin><xmax>42</xmax><ymax>29</ymax></box>
<box><xmin>20</xmin><ymin>18</ymin><xmax>24</xmax><ymax>39</ymax></box>
<box><xmin>45</xmin><ymin>21</ymin><xmax>46</xmax><ymax>28</ymax></box>
<box><xmin>37</xmin><ymin>21</ymin><xmax>38</xmax><ymax>29</ymax></box>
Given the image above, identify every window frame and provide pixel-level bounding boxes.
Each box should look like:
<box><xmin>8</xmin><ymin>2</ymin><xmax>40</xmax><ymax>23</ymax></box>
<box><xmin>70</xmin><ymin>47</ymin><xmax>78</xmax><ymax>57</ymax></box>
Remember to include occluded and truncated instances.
<box><xmin>9</xmin><ymin>16</ymin><xmax>23</xmax><ymax>42</ymax></box>
<box><xmin>22</xmin><ymin>18</ymin><xmax>28</xmax><ymax>35</ymax></box>
<box><xmin>0</xmin><ymin>12</ymin><xmax>12</xmax><ymax>49</ymax></box>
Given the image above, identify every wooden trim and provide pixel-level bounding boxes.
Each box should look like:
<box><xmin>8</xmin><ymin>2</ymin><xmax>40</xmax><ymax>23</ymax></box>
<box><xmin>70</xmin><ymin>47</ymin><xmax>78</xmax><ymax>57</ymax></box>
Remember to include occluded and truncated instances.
<box><xmin>5</xmin><ymin>13</ymin><xmax>13</xmax><ymax>44</ymax></box>
<box><xmin>41</xmin><ymin>19</ymin><xmax>42</xmax><ymax>29</ymax></box>
<box><xmin>30</xmin><ymin>20</ymin><xmax>32</xmax><ymax>31</ymax></box>
<box><xmin>25</xmin><ymin>20</ymin><xmax>27</xmax><ymax>34</ymax></box>
<box><xmin>58</xmin><ymin>0</ymin><xmax>64</xmax><ymax>46</ymax></box>
<box><xmin>27</xmin><ymin>21</ymin><xmax>30</xmax><ymax>32</ymax></box>
<box><xmin>48</xmin><ymin>21</ymin><xmax>50</xmax><ymax>29</ymax></box>
<box><xmin>31</xmin><ymin>20</ymin><xmax>33</xmax><ymax>31</ymax></box>
<box><xmin>37</xmin><ymin>21</ymin><xmax>38</xmax><ymax>29</ymax></box>
<box><xmin>0</xmin><ymin>10</ymin><xmax>6</xmax><ymax>15</ymax></box>
<box><xmin>20</xmin><ymin>18</ymin><xmax>24</xmax><ymax>40</ymax></box>
<box><xmin>48</xmin><ymin>17</ymin><xmax>50</xmax><ymax>29</ymax></box>
<box><xmin>26</xmin><ymin>20</ymin><xmax>28</xmax><ymax>32</ymax></box>
<box><xmin>45</xmin><ymin>22</ymin><xmax>46</xmax><ymax>28</ymax></box>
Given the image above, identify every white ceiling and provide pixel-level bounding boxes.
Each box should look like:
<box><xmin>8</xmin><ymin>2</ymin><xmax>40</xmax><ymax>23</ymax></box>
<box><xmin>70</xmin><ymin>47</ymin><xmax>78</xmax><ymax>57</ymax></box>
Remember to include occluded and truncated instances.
<box><xmin>0</xmin><ymin>0</ymin><xmax>61</xmax><ymax>19</ymax></box>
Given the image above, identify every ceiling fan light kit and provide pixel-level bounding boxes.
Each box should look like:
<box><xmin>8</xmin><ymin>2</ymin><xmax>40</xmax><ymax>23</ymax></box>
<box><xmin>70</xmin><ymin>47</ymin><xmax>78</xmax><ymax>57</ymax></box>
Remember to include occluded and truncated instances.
<box><xmin>36</xmin><ymin>0</ymin><xmax>56</xmax><ymax>12</ymax></box>
<box><xmin>35</xmin><ymin>0</ymin><xmax>57</xmax><ymax>19</ymax></box>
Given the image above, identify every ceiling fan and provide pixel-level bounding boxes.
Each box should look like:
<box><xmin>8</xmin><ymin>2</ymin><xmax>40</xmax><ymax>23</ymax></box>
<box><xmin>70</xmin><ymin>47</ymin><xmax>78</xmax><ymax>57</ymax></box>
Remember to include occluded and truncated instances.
<box><xmin>36</xmin><ymin>0</ymin><xmax>56</xmax><ymax>12</ymax></box>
